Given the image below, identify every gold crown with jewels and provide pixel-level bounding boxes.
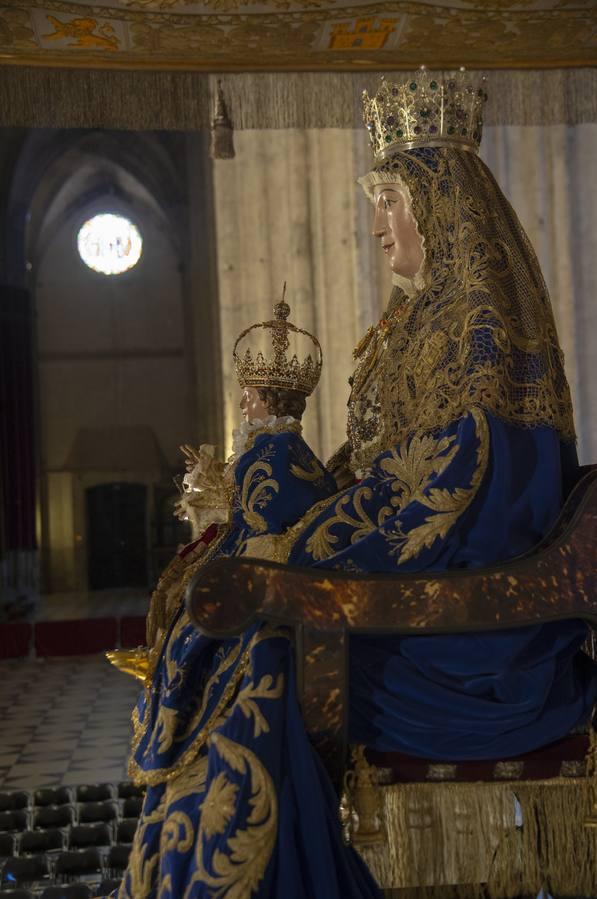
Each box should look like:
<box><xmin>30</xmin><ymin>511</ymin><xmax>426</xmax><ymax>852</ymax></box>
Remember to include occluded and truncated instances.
<box><xmin>363</xmin><ymin>68</ymin><xmax>488</xmax><ymax>162</ymax></box>
<box><xmin>233</xmin><ymin>288</ymin><xmax>323</xmax><ymax>396</ymax></box>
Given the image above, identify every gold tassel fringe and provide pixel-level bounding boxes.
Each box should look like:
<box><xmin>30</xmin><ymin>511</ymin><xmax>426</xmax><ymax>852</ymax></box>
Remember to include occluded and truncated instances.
<box><xmin>358</xmin><ymin>777</ymin><xmax>597</xmax><ymax>897</ymax></box>
<box><xmin>1</xmin><ymin>69</ymin><xmax>596</xmax><ymax>130</ymax></box>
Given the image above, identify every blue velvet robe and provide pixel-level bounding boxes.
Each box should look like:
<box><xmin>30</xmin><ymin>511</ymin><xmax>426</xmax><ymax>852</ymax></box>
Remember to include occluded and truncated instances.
<box><xmin>289</xmin><ymin>410</ymin><xmax>596</xmax><ymax>759</ymax></box>
<box><xmin>119</xmin><ymin>416</ymin><xmax>596</xmax><ymax>899</ymax></box>
<box><xmin>120</xmin><ymin>429</ymin><xmax>380</xmax><ymax>899</ymax></box>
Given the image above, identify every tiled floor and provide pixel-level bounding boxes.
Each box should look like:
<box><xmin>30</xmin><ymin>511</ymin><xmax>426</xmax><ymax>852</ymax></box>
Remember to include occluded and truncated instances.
<box><xmin>0</xmin><ymin>656</ymin><xmax>140</xmax><ymax>790</ymax></box>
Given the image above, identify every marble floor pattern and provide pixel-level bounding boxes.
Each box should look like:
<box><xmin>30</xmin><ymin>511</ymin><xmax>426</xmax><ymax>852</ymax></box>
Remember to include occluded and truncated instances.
<box><xmin>0</xmin><ymin>656</ymin><xmax>140</xmax><ymax>790</ymax></box>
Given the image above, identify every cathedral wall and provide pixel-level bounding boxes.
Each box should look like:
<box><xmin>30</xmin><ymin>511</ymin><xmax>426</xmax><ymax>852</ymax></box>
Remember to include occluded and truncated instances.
<box><xmin>34</xmin><ymin>188</ymin><xmax>189</xmax><ymax>593</ymax></box>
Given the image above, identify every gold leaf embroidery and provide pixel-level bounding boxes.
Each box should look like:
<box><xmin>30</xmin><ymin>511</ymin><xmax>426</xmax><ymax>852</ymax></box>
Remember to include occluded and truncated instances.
<box><xmin>201</xmin><ymin>772</ymin><xmax>240</xmax><ymax>839</ymax></box>
<box><xmin>241</xmin><ymin>532</ymin><xmax>289</xmax><ymax>564</ymax></box>
<box><xmin>176</xmin><ymin>640</ymin><xmax>242</xmax><ymax>742</ymax></box>
<box><xmin>129</xmin><ymin>627</ymin><xmax>288</xmax><ymax>786</ymax></box>
<box><xmin>234</xmin><ymin>673</ymin><xmax>285</xmax><ymax>738</ymax></box>
<box><xmin>388</xmin><ymin>407</ymin><xmax>490</xmax><ymax>562</ymax></box>
<box><xmin>129</xmin><ymin>639</ymin><xmax>244</xmax><ymax>786</ymax></box>
<box><xmin>160</xmin><ymin>810</ymin><xmax>194</xmax><ymax>854</ymax></box>
<box><xmin>186</xmin><ymin>733</ymin><xmax>277</xmax><ymax>899</ymax></box>
<box><xmin>164</xmin><ymin>753</ymin><xmax>209</xmax><ymax>808</ymax></box>
<box><xmin>119</xmin><ymin>840</ymin><xmax>159</xmax><ymax>899</ymax></box>
<box><xmin>146</xmin><ymin>522</ymin><xmax>233</xmax><ymax>679</ymax></box>
<box><xmin>377</xmin><ymin>430</ymin><xmax>459</xmax><ymax>507</ymax></box>
<box><xmin>239</xmin><ymin>447</ymin><xmax>279</xmax><ymax>534</ymax></box>
<box><xmin>157</xmin><ymin>873</ymin><xmax>172</xmax><ymax>899</ymax></box>
<box><xmin>163</xmin><ymin>610</ymin><xmax>190</xmax><ymax>689</ymax></box>
<box><xmin>242</xmin><ymin>488</ymin><xmax>345</xmax><ymax>565</ymax></box>
<box><xmin>306</xmin><ymin>487</ymin><xmax>379</xmax><ymax>561</ymax></box>
<box><xmin>304</xmin><ymin>470</ymin><xmax>396</xmax><ymax>562</ymax></box>
<box><xmin>302</xmin><ymin>409</ymin><xmax>488</xmax><ymax>565</ymax></box>
<box><xmin>155</xmin><ymin>707</ymin><xmax>180</xmax><ymax>755</ymax></box>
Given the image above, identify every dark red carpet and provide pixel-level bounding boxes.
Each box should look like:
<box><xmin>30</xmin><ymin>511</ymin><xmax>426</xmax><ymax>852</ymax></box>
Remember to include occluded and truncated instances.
<box><xmin>0</xmin><ymin>616</ymin><xmax>146</xmax><ymax>658</ymax></box>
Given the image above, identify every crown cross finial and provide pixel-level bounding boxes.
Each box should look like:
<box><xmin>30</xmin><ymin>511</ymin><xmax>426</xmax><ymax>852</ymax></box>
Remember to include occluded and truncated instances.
<box><xmin>274</xmin><ymin>282</ymin><xmax>291</xmax><ymax>323</ymax></box>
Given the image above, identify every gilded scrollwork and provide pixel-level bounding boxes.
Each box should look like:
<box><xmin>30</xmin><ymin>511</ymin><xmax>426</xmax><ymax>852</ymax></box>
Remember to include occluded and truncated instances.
<box><xmin>384</xmin><ymin>407</ymin><xmax>490</xmax><ymax>562</ymax></box>
<box><xmin>186</xmin><ymin>732</ymin><xmax>278</xmax><ymax>899</ymax></box>
<box><xmin>128</xmin><ymin>637</ymin><xmax>246</xmax><ymax>786</ymax></box>
<box><xmin>305</xmin><ymin>486</ymin><xmax>393</xmax><ymax>562</ymax></box>
<box><xmin>303</xmin><ymin>408</ymin><xmax>488</xmax><ymax>565</ymax></box>
<box><xmin>238</xmin><ymin>445</ymin><xmax>280</xmax><ymax>533</ymax></box>
<box><xmin>155</xmin><ymin>706</ymin><xmax>180</xmax><ymax>755</ymax></box>
<box><xmin>376</xmin><ymin>430</ymin><xmax>460</xmax><ymax>507</ymax></box>
<box><xmin>201</xmin><ymin>772</ymin><xmax>240</xmax><ymax>839</ymax></box>
<box><xmin>164</xmin><ymin>752</ymin><xmax>209</xmax><ymax>808</ymax></box>
<box><xmin>175</xmin><ymin>639</ymin><xmax>242</xmax><ymax>742</ymax></box>
<box><xmin>4</xmin><ymin>1</ymin><xmax>596</xmax><ymax>68</ymax></box>
<box><xmin>234</xmin><ymin>672</ymin><xmax>285</xmax><ymax>738</ymax></box>
<box><xmin>160</xmin><ymin>810</ymin><xmax>194</xmax><ymax>853</ymax></box>
<box><xmin>129</xmin><ymin>626</ymin><xmax>287</xmax><ymax>786</ymax></box>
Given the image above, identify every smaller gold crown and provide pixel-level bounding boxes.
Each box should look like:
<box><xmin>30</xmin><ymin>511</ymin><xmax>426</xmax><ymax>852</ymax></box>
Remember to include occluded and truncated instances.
<box><xmin>233</xmin><ymin>287</ymin><xmax>322</xmax><ymax>396</ymax></box>
<box><xmin>363</xmin><ymin>68</ymin><xmax>488</xmax><ymax>162</ymax></box>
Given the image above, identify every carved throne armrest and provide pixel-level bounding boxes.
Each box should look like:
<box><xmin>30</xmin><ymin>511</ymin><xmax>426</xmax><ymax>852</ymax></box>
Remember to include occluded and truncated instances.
<box><xmin>186</xmin><ymin>467</ymin><xmax>597</xmax><ymax>787</ymax></box>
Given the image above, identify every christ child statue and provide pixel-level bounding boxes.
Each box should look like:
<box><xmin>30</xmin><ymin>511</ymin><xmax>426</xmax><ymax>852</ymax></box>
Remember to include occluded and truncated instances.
<box><xmin>177</xmin><ymin>295</ymin><xmax>336</xmax><ymax>558</ymax></box>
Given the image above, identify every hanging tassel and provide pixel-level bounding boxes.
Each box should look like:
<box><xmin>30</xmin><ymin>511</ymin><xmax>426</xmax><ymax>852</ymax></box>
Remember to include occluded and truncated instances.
<box><xmin>210</xmin><ymin>80</ymin><xmax>235</xmax><ymax>160</ymax></box>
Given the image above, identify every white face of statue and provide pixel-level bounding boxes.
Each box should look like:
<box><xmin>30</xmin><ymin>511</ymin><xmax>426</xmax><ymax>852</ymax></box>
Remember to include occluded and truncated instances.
<box><xmin>239</xmin><ymin>386</ymin><xmax>269</xmax><ymax>423</ymax></box>
<box><xmin>372</xmin><ymin>184</ymin><xmax>424</xmax><ymax>279</ymax></box>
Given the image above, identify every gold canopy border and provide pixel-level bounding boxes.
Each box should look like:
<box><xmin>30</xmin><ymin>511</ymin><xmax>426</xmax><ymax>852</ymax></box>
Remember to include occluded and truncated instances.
<box><xmin>0</xmin><ymin>69</ymin><xmax>597</xmax><ymax>130</ymax></box>
<box><xmin>2</xmin><ymin>1</ymin><xmax>596</xmax><ymax>73</ymax></box>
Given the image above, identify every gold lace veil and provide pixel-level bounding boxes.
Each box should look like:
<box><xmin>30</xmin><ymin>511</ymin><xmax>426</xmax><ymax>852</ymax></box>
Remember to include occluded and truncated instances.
<box><xmin>349</xmin><ymin>147</ymin><xmax>575</xmax><ymax>470</ymax></box>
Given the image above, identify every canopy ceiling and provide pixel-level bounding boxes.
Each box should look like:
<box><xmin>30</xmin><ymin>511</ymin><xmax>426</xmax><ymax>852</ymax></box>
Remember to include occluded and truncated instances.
<box><xmin>2</xmin><ymin>1</ymin><xmax>596</xmax><ymax>72</ymax></box>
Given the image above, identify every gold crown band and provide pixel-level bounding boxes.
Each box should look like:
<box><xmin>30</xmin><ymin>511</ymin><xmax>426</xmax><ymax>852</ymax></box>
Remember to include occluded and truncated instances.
<box><xmin>377</xmin><ymin>137</ymin><xmax>479</xmax><ymax>159</ymax></box>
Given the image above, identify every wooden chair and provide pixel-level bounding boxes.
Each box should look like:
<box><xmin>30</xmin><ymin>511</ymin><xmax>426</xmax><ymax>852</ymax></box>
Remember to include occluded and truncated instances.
<box><xmin>186</xmin><ymin>465</ymin><xmax>597</xmax><ymax>895</ymax></box>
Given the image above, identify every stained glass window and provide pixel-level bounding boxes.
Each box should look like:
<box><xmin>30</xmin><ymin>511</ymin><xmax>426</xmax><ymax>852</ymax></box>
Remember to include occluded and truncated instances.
<box><xmin>77</xmin><ymin>213</ymin><xmax>142</xmax><ymax>276</ymax></box>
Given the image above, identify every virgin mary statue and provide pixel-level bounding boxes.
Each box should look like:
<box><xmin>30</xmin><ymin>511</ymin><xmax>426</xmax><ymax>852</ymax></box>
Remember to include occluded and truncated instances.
<box><xmin>115</xmin><ymin>70</ymin><xmax>596</xmax><ymax>899</ymax></box>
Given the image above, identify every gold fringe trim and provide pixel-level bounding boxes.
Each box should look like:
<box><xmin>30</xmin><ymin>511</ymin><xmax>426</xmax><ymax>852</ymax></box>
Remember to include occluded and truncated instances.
<box><xmin>358</xmin><ymin>778</ymin><xmax>597</xmax><ymax>896</ymax></box>
<box><xmin>1</xmin><ymin>69</ymin><xmax>597</xmax><ymax>130</ymax></box>
<box><xmin>383</xmin><ymin>888</ymin><xmax>486</xmax><ymax>899</ymax></box>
